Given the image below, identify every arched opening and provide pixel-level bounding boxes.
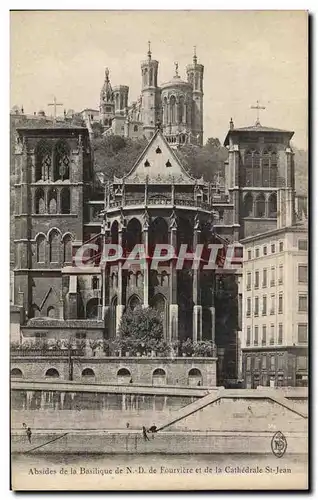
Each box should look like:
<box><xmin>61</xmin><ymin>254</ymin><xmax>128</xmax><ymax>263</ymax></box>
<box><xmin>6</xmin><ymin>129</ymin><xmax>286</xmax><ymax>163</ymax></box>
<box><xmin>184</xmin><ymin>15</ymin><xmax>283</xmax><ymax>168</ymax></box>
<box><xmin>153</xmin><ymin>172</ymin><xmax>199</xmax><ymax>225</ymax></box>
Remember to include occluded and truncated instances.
<box><xmin>133</xmin><ymin>125</ymin><xmax>138</xmax><ymax>132</ymax></box>
<box><xmin>255</xmin><ymin>193</ymin><xmax>266</xmax><ymax>218</ymax></box>
<box><xmin>125</xmin><ymin>218</ymin><xmax>142</xmax><ymax>253</ymax></box>
<box><xmin>63</xmin><ymin>234</ymin><xmax>72</xmax><ymax>263</ymax></box>
<box><xmin>128</xmin><ymin>295</ymin><xmax>141</xmax><ymax>311</ymax></box>
<box><xmin>111</xmin><ymin>296</ymin><xmax>118</xmax><ymax>336</ymax></box>
<box><xmin>61</xmin><ymin>188</ymin><xmax>71</xmax><ymax>214</ymax></box>
<box><xmin>48</xmin><ymin>188</ymin><xmax>57</xmax><ymax>214</ymax></box>
<box><xmin>11</xmin><ymin>368</ymin><xmax>23</xmax><ymax>378</ymax></box>
<box><xmin>179</xmin><ymin>96</ymin><xmax>184</xmax><ymax>124</ymax></box>
<box><xmin>151</xmin><ymin>294</ymin><xmax>166</xmax><ymax>338</ymax></box>
<box><xmin>253</xmin><ymin>151</ymin><xmax>261</xmax><ymax>186</ymax></box>
<box><xmin>163</xmin><ymin>97</ymin><xmax>168</xmax><ymax>125</ymax></box>
<box><xmin>45</xmin><ymin>368</ymin><xmax>60</xmax><ymax>378</ymax></box>
<box><xmin>244</xmin><ymin>150</ymin><xmax>253</xmax><ymax>186</ymax></box>
<box><xmin>82</xmin><ymin>368</ymin><xmax>95</xmax><ymax>379</ymax></box>
<box><xmin>188</xmin><ymin>368</ymin><xmax>203</xmax><ymax>386</ymax></box>
<box><xmin>243</xmin><ymin>193</ymin><xmax>253</xmax><ymax>217</ymax></box>
<box><xmin>170</xmin><ymin>95</ymin><xmax>176</xmax><ymax>124</ymax></box>
<box><xmin>49</xmin><ymin>230</ymin><xmax>60</xmax><ymax>263</ymax></box>
<box><xmin>86</xmin><ymin>298</ymin><xmax>99</xmax><ymax>319</ymax></box>
<box><xmin>262</xmin><ymin>150</ymin><xmax>270</xmax><ymax>187</ymax></box>
<box><xmin>47</xmin><ymin>306</ymin><xmax>56</xmax><ymax>318</ymax></box>
<box><xmin>177</xmin><ymin>217</ymin><xmax>193</xmax><ymax>250</ymax></box>
<box><xmin>35</xmin><ymin>188</ymin><xmax>45</xmax><ymax>214</ymax></box>
<box><xmin>35</xmin><ymin>140</ymin><xmax>51</xmax><ymax>182</ymax></box>
<box><xmin>36</xmin><ymin>234</ymin><xmax>46</xmax><ymax>263</ymax></box>
<box><xmin>111</xmin><ymin>220</ymin><xmax>119</xmax><ymax>245</ymax></box>
<box><xmin>270</xmin><ymin>152</ymin><xmax>278</xmax><ymax>187</ymax></box>
<box><xmin>149</xmin><ymin>217</ymin><xmax>169</xmax><ymax>251</ymax></box>
<box><xmin>152</xmin><ymin>368</ymin><xmax>167</xmax><ymax>386</ymax></box>
<box><xmin>117</xmin><ymin>368</ymin><xmax>131</xmax><ymax>384</ymax></box>
<box><xmin>53</xmin><ymin>141</ymin><xmax>70</xmax><ymax>181</ymax></box>
<box><xmin>268</xmin><ymin>193</ymin><xmax>277</xmax><ymax>218</ymax></box>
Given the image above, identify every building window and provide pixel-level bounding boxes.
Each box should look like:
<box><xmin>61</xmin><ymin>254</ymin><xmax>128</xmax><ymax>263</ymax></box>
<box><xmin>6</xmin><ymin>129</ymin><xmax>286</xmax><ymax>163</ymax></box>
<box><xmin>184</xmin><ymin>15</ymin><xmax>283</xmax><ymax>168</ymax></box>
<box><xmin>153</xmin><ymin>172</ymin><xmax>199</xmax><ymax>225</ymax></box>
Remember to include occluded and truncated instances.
<box><xmin>254</xmin><ymin>356</ymin><xmax>260</xmax><ymax>371</ymax></box>
<box><xmin>278</xmin><ymin>324</ymin><xmax>283</xmax><ymax>345</ymax></box>
<box><xmin>262</xmin><ymin>325</ymin><xmax>266</xmax><ymax>345</ymax></box>
<box><xmin>254</xmin><ymin>271</ymin><xmax>259</xmax><ymax>289</ymax></box>
<box><xmin>298</xmin><ymin>295</ymin><xmax>308</xmax><ymax>312</ymax></box>
<box><xmin>63</xmin><ymin>235</ymin><xmax>72</xmax><ymax>263</ymax></box>
<box><xmin>270</xmin><ymin>267</ymin><xmax>275</xmax><ymax>286</ymax></box>
<box><xmin>254</xmin><ymin>297</ymin><xmax>259</xmax><ymax>316</ymax></box>
<box><xmin>270</xmin><ymin>295</ymin><xmax>275</xmax><ymax>315</ymax></box>
<box><xmin>246</xmin><ymin>327</ymin><xmax>251</xmax><ymax>346</ymax></box>
<box><xmin>262</xmin><ymin>268</ymin><xmax>267</xmax><ymax>288</ymax></box>
<box><xmin>277</xmin><ymin>355</ymin><xmax>284</xmax><ymax>371</ymax></box>
<box><xmin>297</xmin><ymin>356</ymin><xmax>307</xmax><ymax>370</ymax></box>
<box><xmin>247</xmin><ymin>298</ymin><xmax>251</xmax><ymax>317</ymax></box>
<box><xmin>298</xmin><ymin>265</ymin><xmax>308</xmax><ymax>283</ymax></box>
<box><xmin>49</xmin><ymin>230</ymin><xmax>60</xmax><ymax>263</ymax></box>
<box><xmin>279</xmin><ymin>241</ymin><xmax>284</xmax><ymax>252</ymax></box>
<box><xmin>254</xmin><ymin>326</ymin><xmax>259</xmax><ymax>346</ymax></box>
<box><xmin>278</xmin><ymin>265</ymin><xmax>283</xmax><ymax>284</ymax></box>
<box><xmin>92</xmin><ymin>276</ymin><xmax>99</xmax><ymax>290</ymax></box>
<box><xmin>246</xmin><ymin>357</ymin><xmax>251</xmax><ymax>371</ymax></box>
<box><xmin>298</xmin><ymin>324</ymin><xmax>308</xmax><ymax>344</ymax></box>
<box><xmin>36</xmin><ymin>235</ymin><xmax>46</xmax><ymax>263</ymax></box>
<box><xmin>255</xmin><ymin>248</ymin><xmax>259</xmax><ymax>258</ymax></box>
<box><xmin>270</xmin><ymin>355</ymin><xmax>276</xmax><ymax>371</ymax></box>
<box><xmin>262</xmin><ymin>355</ymin><xmax>267</xmax><ymax>369</ymax></box>
<box><xmin>270</xmin><ymin>244</ymin><xmax>275</xmax><ymax>254</ymax></box>
<box><xmin>270</xmin><ymin>324</ymin><xmax>275</xmax><ymax>344</ymax></box>
<box><xmin>298</xmin><ymin>239</ymin><xmax>308</xmax><ymax>251</ymax></box>
<box><xmin>144</xmin><ymin>160</ymin><xmax>150</xmax><ymax>167</ymax></box>
<box><xmin>263</xmin><ymin>245</ymin><xmax>267</xmax><ymax>256</ymax></box>
<box><xmin>246</xmin><ymin>272</ymin><xmax>251</xmax><ymax>290</ymax></box>
<box><xmin>262</xmin><ymin>295</ymin><xmax>267</xmax><ymax>316</ymax></box>
<box><xmin>134</xmin><ymin>125</ymin><xmax>138</xmax><ymax>132</ymax></box>
<box><xmin>248</xmin><ymin>249</ymin><xmax>252</xmax><ymax>260</ymax></box>
<box><xmin>278</xmin><ymin>294</ymin><xmax>283</xmax><ymax>314</ymax></box>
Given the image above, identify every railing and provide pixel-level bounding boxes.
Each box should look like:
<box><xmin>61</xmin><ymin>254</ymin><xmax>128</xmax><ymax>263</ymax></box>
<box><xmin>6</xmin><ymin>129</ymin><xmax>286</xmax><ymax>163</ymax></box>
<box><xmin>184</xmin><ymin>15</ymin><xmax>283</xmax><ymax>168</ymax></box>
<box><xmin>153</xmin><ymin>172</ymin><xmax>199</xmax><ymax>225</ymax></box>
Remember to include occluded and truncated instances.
<box><xmin>109</xmin><ymin>196</ymin><xmax>213</xmax><ymax>211</ymax></box>
<box><xmin>11</xmin><ymin>349</ymin><xmax>85</xmax><ymax>357</ymax></box>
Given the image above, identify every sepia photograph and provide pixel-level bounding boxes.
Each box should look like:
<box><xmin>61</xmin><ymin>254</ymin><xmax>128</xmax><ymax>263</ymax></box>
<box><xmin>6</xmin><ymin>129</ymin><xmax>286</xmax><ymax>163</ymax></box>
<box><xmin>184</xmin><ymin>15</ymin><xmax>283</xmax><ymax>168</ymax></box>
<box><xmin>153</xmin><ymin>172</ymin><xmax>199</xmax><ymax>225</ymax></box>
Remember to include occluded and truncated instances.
<box><xmin>9</xmin><ymin>9</ymin><xmax>308</xmax><ymax>491</ymax></box>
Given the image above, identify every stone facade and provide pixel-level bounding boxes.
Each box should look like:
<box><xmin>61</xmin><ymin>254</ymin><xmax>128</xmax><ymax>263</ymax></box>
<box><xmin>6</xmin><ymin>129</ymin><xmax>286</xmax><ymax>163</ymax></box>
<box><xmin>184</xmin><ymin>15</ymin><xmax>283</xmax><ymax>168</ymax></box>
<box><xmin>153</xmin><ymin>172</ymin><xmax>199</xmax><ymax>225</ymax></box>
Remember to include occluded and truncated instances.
<box><xmin>97</xmin><ymin>46</ymin><xmax>204</xmax><ymax>145</ymax></box>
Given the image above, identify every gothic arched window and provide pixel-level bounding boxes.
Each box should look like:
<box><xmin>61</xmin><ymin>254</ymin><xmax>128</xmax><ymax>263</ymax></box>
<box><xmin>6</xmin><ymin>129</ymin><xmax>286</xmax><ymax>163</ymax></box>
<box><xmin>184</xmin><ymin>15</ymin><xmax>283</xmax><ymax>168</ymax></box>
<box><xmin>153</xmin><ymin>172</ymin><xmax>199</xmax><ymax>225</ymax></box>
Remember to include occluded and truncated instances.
<box><xmin>179</xmin><ymin>96</ymin><xmax>185</xmax><ymax>124</ymax></box>
<box><xmin>163</xmin><ymin>97</ymin><xmax>168</xmax><ymax>125</ymax></box>
<box><xmin>53</xmin><ymin>141</ymin><xmax>70</xmax><ymax>181</ymax></box>
<box><xmin>35</xmin><ymin>188</ymin><xmax>45</xmax><ymax>214</ymax></box>
<box><xmin>49</xmin><ymin>230</ymin><xmax>60</xmax><ymax>263</ymax></box>
<box><xmin>63</xmin><ymin>234</ymin><xmax>72</xmax><ymax>263</ymax></box>
<box><xmin>255</xmin><ymin>193</ymin><xmax>266</xmax><ymax>218</ymax></box>
<box><xmin>61</xmin><ymin>187</ymin><xmax>71</xmax><ymax>214</ymax></box>
<box><xmin>170</xmin><ymin>96</ymin><xmax>176</xmax><ymax>124</ymax></box>
<box><xmin>253</xmin><ymin>151</ymin><xmax>261</xmax><ymax>186</ymax></box>
<box><xmin>48</xmin><ymin>188</ymin><xmax>57</xmax><ymax>214</ymax></box>
<box><xmin>262</xmin><ymin>150</ymin><xmax>270</xmax><ymax>187</ymax></box>
<box><xmin>271</xmin><ymin>152</ymin><xmax>278</xmax><ymax>187</ymax></box>
<box><xmin>244</xmin><ymin>150</ymin><xmax>253</xmax><ymax>186</ymax></box>
<box><xmin>268</xmin><ymin>193</ymin><xmax>277</xmax><ymax>218</ymax></box>
<box><xmin>243</xmin><ymin>193</ymin><xmax>253</xmax><ymax>217</ymax></box>
<box><xmin>35</xmin><ymin>140</ymin><xmax>51</xmax><ymax>182</ymax></box>
<box><xmin>36</xmin><ymin>234</ymin><xmax>46</xmax><ymax>263</ymax></box>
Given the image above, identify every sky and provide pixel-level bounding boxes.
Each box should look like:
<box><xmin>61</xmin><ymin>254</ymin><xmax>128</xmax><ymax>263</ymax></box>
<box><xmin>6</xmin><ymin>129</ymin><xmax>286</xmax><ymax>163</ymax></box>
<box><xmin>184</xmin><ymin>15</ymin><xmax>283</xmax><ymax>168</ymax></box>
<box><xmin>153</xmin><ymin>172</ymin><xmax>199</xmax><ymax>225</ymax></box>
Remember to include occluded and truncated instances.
<box><xmin>10</xmin><ymin>10</ymin><xmax>308</xmax><ymax>148</ymax></box>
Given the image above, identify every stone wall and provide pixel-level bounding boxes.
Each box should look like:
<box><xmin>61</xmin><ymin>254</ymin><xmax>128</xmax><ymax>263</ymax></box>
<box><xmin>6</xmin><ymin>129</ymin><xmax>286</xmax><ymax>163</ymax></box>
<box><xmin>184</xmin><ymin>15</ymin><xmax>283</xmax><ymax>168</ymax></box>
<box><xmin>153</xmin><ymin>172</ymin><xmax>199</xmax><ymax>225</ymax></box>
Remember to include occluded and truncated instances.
<box><xmin>10</xmin><ymin>356</ymin><xmax>217</xmax><ymax>387</ymax></box>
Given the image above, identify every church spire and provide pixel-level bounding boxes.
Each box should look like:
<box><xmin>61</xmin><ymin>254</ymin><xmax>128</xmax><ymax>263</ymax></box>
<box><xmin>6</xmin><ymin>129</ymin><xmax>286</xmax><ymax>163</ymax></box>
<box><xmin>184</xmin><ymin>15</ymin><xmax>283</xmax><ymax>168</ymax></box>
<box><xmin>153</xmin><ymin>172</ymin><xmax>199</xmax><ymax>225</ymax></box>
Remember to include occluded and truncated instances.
<box><xmin>147</xmin><ymin>40</ymin><xmax>152</xmax><ymax>60</ymax></box>
<box><xmin>193</xmin><ymin>45</ymin><xmax>197</xmax><ymax>65</ymax></box>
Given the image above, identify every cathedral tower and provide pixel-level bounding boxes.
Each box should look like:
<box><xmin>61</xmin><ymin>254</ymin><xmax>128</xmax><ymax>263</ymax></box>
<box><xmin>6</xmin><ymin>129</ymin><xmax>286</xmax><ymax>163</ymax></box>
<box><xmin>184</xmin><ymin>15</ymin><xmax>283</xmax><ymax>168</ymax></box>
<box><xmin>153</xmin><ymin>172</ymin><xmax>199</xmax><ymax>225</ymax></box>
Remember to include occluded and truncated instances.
<box><xmin>99</xmin><ymin>67</ymin><xmax>114</xmax><ymax>128</ymax></box>
<box><xmin>186</xmin><ymin>47</ymin><xmax>204</xmax><ymax>146</ymax></box>
<box><xmin>141</xmin><ymin>42</ymin><xmax>160</xmax><ymax>139</ymax></box>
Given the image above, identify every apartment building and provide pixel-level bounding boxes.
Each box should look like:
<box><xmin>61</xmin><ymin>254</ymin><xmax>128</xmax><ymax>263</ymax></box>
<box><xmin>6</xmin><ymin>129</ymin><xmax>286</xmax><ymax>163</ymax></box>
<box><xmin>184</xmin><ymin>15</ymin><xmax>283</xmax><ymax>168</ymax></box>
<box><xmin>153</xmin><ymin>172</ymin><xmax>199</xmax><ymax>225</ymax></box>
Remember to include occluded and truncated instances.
<box><xmin>239</xmin><ymin>221</ymin><xmax>308</xmax><ymax>388</ymax></box>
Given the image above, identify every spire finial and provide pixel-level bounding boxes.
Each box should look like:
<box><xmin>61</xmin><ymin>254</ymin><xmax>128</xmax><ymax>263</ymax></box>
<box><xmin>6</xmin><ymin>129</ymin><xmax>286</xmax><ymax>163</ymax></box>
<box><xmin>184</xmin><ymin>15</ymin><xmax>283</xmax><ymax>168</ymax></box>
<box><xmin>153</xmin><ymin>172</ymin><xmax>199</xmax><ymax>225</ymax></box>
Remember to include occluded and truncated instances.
<box><xmin>193</xmin><ymin>45</ymin><xmax>197</xmax><ymax>64</ymax></box>
<box><xmin>147</xmin><ymin>40</ymin><xmax>152</xmax><ymax>60</ymax></box>
<box><xmin>230</xmin><ymin>117</ymin><xmax>234</xmax><ymax>130</ymax></box>
<box><xmin>174</xmin><ymin>61</ymin><xmax>179</xmax><ymax>77</ymax></box>
<box><xmin>105</xmin><ymin>67</ymin><xmax>109</xmax><ymax>81</ymax></box>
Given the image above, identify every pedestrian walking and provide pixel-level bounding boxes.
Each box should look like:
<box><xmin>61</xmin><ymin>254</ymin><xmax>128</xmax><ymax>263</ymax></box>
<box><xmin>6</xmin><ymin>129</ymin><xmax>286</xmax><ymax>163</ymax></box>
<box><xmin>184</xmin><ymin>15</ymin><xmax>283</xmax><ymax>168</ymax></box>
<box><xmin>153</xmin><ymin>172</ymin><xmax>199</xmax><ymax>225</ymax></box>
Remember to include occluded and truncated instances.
<box><xmin>26</xmin><ymin>427</ymin><xmax>32</xmax><ymax>444</ymax></box>
<box><xmin>142</xmin><ymin>426</ymin><xmax>149</xmax><ymax>442</ymax></box>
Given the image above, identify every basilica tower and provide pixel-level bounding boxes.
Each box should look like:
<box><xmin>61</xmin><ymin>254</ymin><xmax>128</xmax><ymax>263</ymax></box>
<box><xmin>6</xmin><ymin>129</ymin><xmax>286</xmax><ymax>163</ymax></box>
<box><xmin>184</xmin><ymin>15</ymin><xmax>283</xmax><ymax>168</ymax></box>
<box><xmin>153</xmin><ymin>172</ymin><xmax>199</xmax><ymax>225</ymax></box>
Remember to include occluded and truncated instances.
<box><xmin>186</xmin><ymin>48</ymin><xmax>204</xmax><ymax>146</ymax></box>
<box><xmin>141</xmin><ymin>42</ymin><xmax>161</xmax><ymax>139</ymax></box>
<box><xmin>99</xmin><ymin>68</ymin><xmax>115</xmax><ymax>128</ymax></box>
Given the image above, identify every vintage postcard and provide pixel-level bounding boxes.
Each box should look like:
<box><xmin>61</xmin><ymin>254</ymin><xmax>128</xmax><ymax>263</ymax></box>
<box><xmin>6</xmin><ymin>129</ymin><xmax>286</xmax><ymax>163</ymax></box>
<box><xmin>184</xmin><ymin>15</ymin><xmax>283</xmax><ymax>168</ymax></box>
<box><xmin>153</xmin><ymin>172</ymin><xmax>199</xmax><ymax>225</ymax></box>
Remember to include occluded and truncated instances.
<box><xmin>10</xmin><ymin>10</ymin><xmax>308</xmax><ymax>491</ymax></box>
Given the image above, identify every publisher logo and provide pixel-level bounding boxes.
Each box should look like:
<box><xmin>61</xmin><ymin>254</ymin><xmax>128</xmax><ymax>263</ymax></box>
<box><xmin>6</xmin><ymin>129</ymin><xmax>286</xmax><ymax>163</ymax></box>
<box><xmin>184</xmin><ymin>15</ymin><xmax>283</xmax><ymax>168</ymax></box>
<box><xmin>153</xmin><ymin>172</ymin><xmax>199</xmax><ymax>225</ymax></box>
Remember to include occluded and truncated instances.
<box><xmin>271</xmin><ymin>431</ymin><xmax>287</xmax><ymax>458</ymax></box>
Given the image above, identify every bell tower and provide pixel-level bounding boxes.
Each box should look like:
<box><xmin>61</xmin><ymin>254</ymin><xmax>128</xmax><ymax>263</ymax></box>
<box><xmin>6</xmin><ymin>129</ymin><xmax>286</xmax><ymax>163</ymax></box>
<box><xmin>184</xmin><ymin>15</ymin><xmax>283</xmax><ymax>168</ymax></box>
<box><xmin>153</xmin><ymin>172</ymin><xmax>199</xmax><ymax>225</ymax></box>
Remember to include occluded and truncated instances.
<box><xmin>99</xmin><ymin>67</ymin><xmax>115</xmax><ymax>128</ymax></box>
<box><xmin>141</xmin><ymin>42</ymin><xmax>160</xmax><ymax>139</ymax></box>
<box><xmin>186</xmin><ymin>47</ymin><xmax>204</xmax><ymax>146</ymax></box>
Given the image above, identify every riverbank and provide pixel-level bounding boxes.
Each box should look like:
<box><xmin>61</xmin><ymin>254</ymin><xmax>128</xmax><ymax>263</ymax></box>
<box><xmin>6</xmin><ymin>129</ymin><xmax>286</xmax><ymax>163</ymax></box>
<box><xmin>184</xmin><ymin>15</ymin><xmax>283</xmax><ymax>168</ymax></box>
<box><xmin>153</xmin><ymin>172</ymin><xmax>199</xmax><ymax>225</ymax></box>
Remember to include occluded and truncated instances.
<box><xmin>11</xmin><ymin>429</ymin><xmax>307</xmax><ymax>455</ymax></box>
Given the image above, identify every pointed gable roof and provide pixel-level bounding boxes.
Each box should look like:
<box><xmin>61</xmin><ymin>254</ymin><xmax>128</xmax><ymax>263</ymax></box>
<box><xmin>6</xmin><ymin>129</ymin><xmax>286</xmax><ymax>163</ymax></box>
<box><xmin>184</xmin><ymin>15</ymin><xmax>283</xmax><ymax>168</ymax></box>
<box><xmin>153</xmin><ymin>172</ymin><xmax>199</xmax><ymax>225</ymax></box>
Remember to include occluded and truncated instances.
<box><xmin>114</xmin><ymin>129</ymin><xmax>204</xmax><ymax>185</ymax></box>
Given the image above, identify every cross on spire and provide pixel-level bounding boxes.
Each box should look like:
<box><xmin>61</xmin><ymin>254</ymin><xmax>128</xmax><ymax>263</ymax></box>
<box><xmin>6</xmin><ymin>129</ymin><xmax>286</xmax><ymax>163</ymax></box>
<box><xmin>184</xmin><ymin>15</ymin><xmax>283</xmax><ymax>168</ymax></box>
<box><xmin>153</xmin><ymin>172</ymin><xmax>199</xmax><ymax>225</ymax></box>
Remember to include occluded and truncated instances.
<box><xmin>48</xmin><ymin>96</ymin><xmax>64</xmax><ymax>122</ymax></box>
<box><xmin>147</xmin><ymin>40</ymin><xmax>152</xmax><ymax>60</ymax></box>
<box><xmin>251</xmin><ymin>100</ymin><xmax>266</xmax><ymax>126</ymax></box>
